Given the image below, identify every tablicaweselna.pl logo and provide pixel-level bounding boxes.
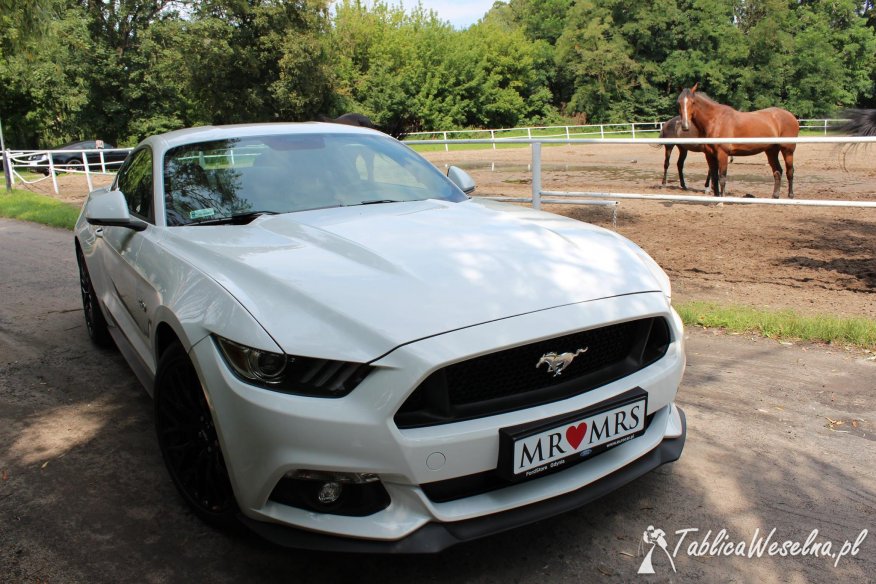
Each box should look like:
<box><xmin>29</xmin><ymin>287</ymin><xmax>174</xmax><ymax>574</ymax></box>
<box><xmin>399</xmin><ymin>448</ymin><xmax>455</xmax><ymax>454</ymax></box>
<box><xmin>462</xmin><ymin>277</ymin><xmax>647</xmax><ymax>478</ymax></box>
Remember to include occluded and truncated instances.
<box><xmin>637</xmin><ymin>525</ymin><xmax>869</xmax><ymax>575</ymax></box>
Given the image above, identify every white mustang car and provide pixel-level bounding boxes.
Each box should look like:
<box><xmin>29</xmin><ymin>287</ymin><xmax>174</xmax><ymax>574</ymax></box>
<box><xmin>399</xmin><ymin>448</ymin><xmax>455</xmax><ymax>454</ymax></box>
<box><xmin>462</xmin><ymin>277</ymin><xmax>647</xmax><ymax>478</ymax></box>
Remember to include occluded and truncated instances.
<box><xmin>74</xmin><ymin>123</ymin><xmax>686</xmax><ymax>552</ymax></box>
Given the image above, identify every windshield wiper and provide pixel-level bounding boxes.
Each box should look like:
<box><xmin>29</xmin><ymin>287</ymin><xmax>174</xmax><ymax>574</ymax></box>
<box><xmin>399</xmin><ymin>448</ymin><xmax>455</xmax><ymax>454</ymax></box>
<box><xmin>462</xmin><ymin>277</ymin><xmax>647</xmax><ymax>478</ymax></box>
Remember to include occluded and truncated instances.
<box><xmin>189</xmin><ymin>211</ymin><xmax>278</xmax><ymax>226</ymax></box>
<box><xmin>358</xmin><ymin>199</ymin><xmax>404</xmax><ymax>206</ymax></box>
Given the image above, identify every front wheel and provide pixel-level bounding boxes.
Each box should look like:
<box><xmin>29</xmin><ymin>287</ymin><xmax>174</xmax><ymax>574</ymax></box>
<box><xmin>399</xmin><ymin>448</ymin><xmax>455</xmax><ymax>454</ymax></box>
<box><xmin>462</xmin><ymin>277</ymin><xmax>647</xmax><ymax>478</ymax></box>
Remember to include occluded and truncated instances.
<box><xmin>76</xmin><ymin>247</ymin><xmax>113</xmax><ymax>348</ymax></box>
<box><xmin>154</xmin><ymin>341</ymin><xmax>238</xmax><ymax>527</ymax></box>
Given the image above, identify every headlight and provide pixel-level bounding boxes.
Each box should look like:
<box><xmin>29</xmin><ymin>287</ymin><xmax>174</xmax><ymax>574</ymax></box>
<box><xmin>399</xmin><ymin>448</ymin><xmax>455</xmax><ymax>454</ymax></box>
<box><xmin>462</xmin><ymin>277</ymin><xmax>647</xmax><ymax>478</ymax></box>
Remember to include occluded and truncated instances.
<box><xmin>214</xmin><ymin>336</ymin><xmax>372</xmax><ymax>397</ymax></box>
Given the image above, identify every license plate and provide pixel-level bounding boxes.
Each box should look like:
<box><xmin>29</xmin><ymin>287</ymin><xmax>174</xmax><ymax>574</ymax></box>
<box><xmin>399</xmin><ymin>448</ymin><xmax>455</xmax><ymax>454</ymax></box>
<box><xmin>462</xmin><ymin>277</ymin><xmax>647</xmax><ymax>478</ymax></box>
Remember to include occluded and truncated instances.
<box><xmin>497</xmin><ymin>388</ymin><xmax>648</xmax><ymax>481</ymax></box>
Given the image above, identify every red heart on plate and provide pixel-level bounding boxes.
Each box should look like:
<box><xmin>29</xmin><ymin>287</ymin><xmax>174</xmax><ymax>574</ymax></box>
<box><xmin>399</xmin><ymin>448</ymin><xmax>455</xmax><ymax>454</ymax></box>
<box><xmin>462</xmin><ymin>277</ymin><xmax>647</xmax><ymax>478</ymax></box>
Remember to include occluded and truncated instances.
<box><xmin>566</xmin><ymin>422</ymin><xmax>587</xmax><ymax>450</ymax></box>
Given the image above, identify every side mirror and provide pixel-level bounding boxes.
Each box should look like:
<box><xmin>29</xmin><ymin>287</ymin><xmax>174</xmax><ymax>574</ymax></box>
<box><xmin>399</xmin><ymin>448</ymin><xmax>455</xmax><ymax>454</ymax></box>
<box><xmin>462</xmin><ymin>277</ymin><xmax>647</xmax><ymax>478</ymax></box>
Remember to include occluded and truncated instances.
<box><xmin>85</xmin><ymin>189</ymin><xmax>148</xmax><ymax>231</ymax></box>
<box><xmin>447</xmin><ymin>166</ymin><xmax>476</xmax><ymax>194</ymax></box>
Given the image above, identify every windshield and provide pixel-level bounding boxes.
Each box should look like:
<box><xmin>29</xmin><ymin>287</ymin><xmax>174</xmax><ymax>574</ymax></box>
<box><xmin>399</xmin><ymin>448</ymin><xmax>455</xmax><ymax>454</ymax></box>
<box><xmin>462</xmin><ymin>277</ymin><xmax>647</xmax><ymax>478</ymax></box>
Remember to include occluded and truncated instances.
<box><xmin>162</xmin><ymin>133</ymin><xmax>466</xmax><ymax>226</ymax></box>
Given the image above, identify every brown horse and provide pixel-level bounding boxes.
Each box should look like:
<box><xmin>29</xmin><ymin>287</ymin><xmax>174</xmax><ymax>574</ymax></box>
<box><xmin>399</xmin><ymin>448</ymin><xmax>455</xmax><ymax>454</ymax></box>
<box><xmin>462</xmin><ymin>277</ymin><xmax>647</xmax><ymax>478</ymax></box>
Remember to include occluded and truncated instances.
<box><xmin>660</xmin><ymin>116</ymin><xmax>710</xmax><ymax>190</ymax></box>
<box><xmin>677</xmin><ymin>84</ymin><xmax>799</xmax><ymax>198</ymax></box>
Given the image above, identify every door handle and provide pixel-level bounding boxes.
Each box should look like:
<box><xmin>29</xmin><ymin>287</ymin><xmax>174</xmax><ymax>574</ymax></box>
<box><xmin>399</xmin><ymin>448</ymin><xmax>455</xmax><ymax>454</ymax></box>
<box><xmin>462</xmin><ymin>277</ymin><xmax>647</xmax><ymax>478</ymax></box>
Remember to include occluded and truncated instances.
<box><xmin>95</xmin><ymin>227</ymin><xmax>104</xmax><ymax>238</ymax></box>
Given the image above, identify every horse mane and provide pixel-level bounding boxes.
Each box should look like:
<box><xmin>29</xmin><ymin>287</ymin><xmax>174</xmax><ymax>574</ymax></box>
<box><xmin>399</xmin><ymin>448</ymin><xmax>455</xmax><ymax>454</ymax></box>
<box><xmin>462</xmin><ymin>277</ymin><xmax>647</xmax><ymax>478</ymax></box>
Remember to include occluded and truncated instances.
<box><xmin>692</xmin><ymin>91</ymin><xmax>724</xmax><ymax>108</ymax></box>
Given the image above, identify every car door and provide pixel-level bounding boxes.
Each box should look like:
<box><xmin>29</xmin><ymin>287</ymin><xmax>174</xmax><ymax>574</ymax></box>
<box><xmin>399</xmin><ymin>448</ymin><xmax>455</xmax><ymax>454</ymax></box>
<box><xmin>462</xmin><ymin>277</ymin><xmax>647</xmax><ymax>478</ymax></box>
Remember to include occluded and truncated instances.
<box><xmin>95</xmin><ymin>147</ymin><xmax>158</xmax><ymax>369</ymax></box>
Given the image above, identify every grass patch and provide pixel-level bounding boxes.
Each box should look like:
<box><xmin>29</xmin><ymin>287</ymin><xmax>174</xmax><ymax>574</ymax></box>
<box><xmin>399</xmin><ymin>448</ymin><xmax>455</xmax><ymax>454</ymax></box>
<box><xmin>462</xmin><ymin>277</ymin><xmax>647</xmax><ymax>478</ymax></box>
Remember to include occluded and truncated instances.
<box><xmin>0</xmin><ymin>188</ymin><xmax>81</xmax><ymax>230</ymax></box>
<box><xmin>675</xmin><ymin>301</ymin><xmax>876</xmax><ymax>349</ymax></box>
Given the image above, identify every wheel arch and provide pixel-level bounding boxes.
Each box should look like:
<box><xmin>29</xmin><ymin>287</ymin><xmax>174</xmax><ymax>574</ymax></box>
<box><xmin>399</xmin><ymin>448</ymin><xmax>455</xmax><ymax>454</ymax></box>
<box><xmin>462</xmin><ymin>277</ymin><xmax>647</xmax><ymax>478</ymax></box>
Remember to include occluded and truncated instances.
<box><xmin>154</xmin><ymin>321</ymin><xmax>183</xmax><ymax>361</ymax></box>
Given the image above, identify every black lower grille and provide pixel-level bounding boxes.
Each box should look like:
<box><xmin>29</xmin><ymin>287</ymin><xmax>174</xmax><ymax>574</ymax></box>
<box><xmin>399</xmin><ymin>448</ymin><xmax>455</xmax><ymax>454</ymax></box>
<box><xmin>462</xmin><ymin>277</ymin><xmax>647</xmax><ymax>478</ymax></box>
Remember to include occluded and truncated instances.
<box><xmin>395</xmin><ymin>317</ymin><xmax>670</xmax><ymax>429</ymax></box>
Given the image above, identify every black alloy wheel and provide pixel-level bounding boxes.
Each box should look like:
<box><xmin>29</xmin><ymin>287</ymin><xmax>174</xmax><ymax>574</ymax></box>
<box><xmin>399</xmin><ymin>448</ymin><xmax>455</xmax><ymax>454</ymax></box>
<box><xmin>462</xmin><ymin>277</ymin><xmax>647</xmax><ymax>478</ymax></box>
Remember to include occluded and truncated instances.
<box><xmin>154</xmin><ymin>341</ymin><xmax>238</xmax><ymax>527</ymax></box>
<box><xmin>66</xmin><ymin>157</ymin><xmax>82</xmax><ymax>170</ymax></box>
<box><xmin>76</xmin><ymin>247</ymin><xmax>113</xmax><ymax>348</ymax></box>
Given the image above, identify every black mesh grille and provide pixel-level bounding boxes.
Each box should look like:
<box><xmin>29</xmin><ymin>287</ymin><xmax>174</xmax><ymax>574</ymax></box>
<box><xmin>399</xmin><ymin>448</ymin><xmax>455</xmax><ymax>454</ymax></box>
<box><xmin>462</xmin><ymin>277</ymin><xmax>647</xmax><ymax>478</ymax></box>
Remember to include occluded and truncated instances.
<box><xmin>395</xmin><ymin>317</ymin><xmax>670</xmax><ymax>428</ymax></box>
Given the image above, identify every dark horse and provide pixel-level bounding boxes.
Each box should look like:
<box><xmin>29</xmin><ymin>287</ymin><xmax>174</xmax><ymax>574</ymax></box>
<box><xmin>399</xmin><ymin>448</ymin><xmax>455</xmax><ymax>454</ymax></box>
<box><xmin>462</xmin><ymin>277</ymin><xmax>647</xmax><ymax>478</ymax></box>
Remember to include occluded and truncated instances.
<box><xmin>319</xmin><ymin>112</ymin><xmax>377</xmax><ymax>129</ymax></box>
<box><xmin>677</xmin><ymin>84</ymin><xmax>799</xmax><ymax>198</ymax></box>
<box><xmin>660</xmin><ymin>116</ymin><xmax>710</xmax><ymax>190</ymax></box>
<box><xmin>318</xmin><ymin>113</ymin><xmax>412</xmax><ymax>140</ymax></box>
<box><xmin>840</xmin><ymin>109</ymin><xmax>876</xmax><ymax>136</ymax></box>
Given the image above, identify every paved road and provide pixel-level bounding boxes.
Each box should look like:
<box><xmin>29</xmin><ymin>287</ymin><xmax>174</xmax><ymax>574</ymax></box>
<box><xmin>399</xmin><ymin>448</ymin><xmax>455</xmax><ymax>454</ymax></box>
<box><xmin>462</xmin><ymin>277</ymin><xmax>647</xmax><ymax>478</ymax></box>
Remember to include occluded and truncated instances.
<box><xmin>1</xmin><ymin>218</ymin><xmax>874</xmax><ymax>583</ymax></box>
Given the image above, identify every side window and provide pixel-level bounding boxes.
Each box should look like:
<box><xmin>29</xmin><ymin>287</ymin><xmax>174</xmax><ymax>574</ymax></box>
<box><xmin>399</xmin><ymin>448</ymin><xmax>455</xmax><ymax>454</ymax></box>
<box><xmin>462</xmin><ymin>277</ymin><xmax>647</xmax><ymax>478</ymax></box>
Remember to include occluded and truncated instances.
<box><xmin>116</xmin><ymin>148</ymin><xmax>154</xmax><ymax>222</ymax></box>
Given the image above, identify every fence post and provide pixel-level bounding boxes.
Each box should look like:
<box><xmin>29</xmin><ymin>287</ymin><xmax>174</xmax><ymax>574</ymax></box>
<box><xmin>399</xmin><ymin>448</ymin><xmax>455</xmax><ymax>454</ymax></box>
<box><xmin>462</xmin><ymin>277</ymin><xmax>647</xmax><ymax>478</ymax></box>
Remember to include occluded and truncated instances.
<box><xmin>48</xmin><ymin>153</ymin><xmax>59</xmax><ymax>194</ymax></box>
<box><xmin>99</xmin><ymin>150</ymin><xmax>107</xmax><ymax>173</ymax></box>
<box><xmin>1</xmin><ymin>150</ymin><xmax>11</xmax><ymax>192</ymax></box>
<box><xmin>565</xmin><ymin>126</ymin><xmax>570</xmax><ymax>141</ymax></box>
<box><xmin>0</xmin><ymin>115</ymin><xmax>11</xmax><ymax>192</ymax></box>
<box><xmin>83</xmin><ymin>150</ymin><xmax>93</xmax><ymax>192</ymax></box>
<box><xmin>443</xmin><ymin>131</ymin><xmax>449</xmax><ymax>152</ymax></box>
<box><xmin>527</xmin><ymin>127</ymin><xmax>532</xmax><ymax>140</ymax></box>
<box><xmin>631</xmin><ymin>123</ymin><xmax>636</xmax><ymax>139</ymax></box>
<box><xmin>490</xmin><ymin>129</ymin><xmax>496</xmax><ymax>150</ymax></box>
<box><xmin>531</xmin><ymin>142</ymin><xmax>542</xmax><ymax>210</ymax></box>
<box><xmin>600</xmin><ymin>125</ymin><xmax>605</xmax><ymax>139</ymax></box>
<box><xmin>824</xmin><ymin>119</ymin><xmax>828</xmax><ymax>136</ymax></box>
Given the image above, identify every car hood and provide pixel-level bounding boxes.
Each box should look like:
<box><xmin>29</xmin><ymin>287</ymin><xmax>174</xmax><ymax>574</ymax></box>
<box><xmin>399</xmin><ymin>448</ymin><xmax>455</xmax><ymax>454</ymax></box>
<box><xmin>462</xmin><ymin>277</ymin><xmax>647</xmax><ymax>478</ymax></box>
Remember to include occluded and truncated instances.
<box><xmin>159</xmin><ymin>199</ymin><xmax>663</xmax><ymax>362</ymax></box>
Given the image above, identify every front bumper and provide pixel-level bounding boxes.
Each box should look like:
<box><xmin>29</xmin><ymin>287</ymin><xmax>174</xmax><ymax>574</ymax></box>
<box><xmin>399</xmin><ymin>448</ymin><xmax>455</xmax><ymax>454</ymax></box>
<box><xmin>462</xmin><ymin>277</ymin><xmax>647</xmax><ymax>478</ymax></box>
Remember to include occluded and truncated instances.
<box><xmin>240</xmin><ymin>407</ymin><xmax>686</xmax><ymax>553</ymax></box>
<box><xmin>188</xmin><ymin>292</ymin><xmax>686</xmax><ymax>547</ymax></box>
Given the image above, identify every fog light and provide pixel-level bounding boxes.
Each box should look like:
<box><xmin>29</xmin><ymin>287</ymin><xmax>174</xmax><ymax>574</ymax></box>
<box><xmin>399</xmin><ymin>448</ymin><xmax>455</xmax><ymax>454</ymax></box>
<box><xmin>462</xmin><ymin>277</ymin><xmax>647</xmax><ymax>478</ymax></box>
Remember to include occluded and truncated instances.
<box><xmin>269</xmin><ymin>470</ymin><xmax>391</xmax><ymax>517</ymax></box>
<box><xmin>318</xmin><ymin>481</ymin><xmax>343</xmax><ymax>504</ymax></box>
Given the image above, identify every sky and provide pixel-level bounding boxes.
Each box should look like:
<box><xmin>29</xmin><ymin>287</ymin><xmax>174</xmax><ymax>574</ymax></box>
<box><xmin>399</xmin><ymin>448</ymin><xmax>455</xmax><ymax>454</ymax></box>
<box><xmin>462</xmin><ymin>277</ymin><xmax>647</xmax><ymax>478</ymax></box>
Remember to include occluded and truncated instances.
<box><xmin>395</xmin><ymin>0</ymin><xmax>497</xmax><ymax>28</ymax></box>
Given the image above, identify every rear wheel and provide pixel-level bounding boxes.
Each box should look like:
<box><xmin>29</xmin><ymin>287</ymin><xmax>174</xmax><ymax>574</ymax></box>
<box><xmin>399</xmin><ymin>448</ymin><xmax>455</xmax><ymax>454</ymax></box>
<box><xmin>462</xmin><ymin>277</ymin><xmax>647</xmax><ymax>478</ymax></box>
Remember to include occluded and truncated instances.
<box><xmin>154</xmin><ymin>341</ymin><xmax>238</xmax><ymax>527</ymax></box>
<box><xmin>76</xmin><ymin>247</ymin><xmax>113</xmax><ymax>348</ymax></box>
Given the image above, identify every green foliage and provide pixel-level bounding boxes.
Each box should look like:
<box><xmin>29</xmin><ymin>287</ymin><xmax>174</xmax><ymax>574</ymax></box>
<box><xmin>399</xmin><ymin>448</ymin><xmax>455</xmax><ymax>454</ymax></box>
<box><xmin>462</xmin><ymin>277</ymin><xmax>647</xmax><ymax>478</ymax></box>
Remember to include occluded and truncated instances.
<box><xmin>330</xmin><ymin>0</ymin><xmax>558</xmax><ymax>133</ymax></box>
<box><xmin>1</xmin><ymin>0</ymin><xmax>875</xmax><ymax>145</ymax></box>
<box><xmin>552</xmin><ymin>0</ymin><xmax>876</xmax><ymax>121</ymax></box>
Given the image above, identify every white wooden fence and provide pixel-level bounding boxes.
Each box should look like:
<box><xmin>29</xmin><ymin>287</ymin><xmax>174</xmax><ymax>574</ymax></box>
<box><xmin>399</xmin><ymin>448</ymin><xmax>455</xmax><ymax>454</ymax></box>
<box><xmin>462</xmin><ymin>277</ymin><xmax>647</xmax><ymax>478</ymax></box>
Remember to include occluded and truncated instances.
<box><xmin>4</xmin><ymin>147</ymin><xmax>130</xmax><ymax>194</ymax></box>
<box><xmin>403</xmin><ymin>119</ymin><xmax>846</xmax><ymax>151</ymax></box>
<box><xmin>402</xmin><ymin>135</ymin><xmax>876</xmax><ymax>209</ymax></box>
<box><xmin>0</xmin><ymin>120</ymin><xmax>860</xmax><ymax>202</ymax></box>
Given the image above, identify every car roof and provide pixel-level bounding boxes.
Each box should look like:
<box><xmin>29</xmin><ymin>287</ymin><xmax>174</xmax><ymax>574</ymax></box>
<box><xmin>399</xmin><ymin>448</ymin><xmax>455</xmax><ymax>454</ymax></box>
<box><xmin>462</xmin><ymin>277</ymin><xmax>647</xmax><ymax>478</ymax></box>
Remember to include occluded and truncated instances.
<box><xmin>140</xmin><ymin>123</ymin><xmax>384</xmax><ymax>157</ymax></box>
<box><xmin>56</xmin><ymin>139</ymin><xmax>112</xmax><ymax>149</ymax></box>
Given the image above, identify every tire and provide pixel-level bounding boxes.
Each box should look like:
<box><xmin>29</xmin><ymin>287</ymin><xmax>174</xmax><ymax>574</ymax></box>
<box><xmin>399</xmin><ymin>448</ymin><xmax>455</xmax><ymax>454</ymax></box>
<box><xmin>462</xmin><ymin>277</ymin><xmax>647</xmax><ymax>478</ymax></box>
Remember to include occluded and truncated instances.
<box><xmin>66</xmin><ymin>157</ymin><xmax>82</xmax><ymax>170</ymax></box>
<box><xmin>154</xmin><ymin>341</ymin><xmax>239</xmax><ymax>528</ymax></box>
<box><xmin>76</xmin><ymin>247</ymin><xmax>113</xmax><ymax>348</ymax></box>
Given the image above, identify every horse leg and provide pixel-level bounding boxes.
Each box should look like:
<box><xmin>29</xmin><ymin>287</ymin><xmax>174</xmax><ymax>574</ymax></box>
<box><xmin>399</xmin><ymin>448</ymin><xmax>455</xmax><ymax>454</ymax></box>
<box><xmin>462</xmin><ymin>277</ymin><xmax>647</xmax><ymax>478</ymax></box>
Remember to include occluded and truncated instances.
<box><xmin>705</xmin><ymin>152</ymin><xmax>720</xmax><ymax>196</ymax></box>
<box><xmin>716</xmin><ymin>149</ymin><xmax>730</xmax><ymax>196</ymax></box>
<box><xmin>677</xmin><ymin>147</ymin><xmax>688</xmax><ymax>190</ymax></box>
<box><xmin>702</xmin><ymin>154</ymin><xmax>711</xmax><ymax>189</ymax></box>
<box><xmin>766</xmin><ymin>148</ymin><xmax>782</xmax><ymax>198</ymax></box>
<box><xmin>662</xmin><ymin>145</ymin><xmax>673</xmax><ymax>186</ymax></box>
<box><xmin>781</xmin><ymin>147</ymin><xmax>795</xmax><ymax>199</ymax></box>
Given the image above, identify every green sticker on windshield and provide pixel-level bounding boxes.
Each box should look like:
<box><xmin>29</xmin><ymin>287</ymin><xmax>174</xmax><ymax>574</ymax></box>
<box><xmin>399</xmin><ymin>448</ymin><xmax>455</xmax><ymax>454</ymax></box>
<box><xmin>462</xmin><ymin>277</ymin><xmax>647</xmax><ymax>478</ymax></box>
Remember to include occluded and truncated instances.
<box><xmin>189</xmin><ymin>208</ymin><xmax>215</xmax><ymax>220</ymax></box>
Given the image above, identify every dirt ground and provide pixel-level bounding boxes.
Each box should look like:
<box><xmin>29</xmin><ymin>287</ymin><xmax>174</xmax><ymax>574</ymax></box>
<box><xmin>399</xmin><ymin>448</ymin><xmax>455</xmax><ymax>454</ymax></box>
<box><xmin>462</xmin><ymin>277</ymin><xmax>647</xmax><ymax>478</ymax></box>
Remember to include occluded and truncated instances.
<box><xmin>14</xmin><ymin>142</ymin><xmax>876</xmax><ymax>318</ymax></box>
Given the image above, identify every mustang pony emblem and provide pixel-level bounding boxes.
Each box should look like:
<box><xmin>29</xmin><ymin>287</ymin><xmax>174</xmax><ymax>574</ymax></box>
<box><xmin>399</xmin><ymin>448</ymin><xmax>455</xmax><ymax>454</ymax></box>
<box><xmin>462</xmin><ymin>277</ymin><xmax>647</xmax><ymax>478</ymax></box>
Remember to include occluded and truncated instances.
<box><xmin>536</xmin><ymin>348</ymin><xmax>588</xmax><ymax>377</ymax></box>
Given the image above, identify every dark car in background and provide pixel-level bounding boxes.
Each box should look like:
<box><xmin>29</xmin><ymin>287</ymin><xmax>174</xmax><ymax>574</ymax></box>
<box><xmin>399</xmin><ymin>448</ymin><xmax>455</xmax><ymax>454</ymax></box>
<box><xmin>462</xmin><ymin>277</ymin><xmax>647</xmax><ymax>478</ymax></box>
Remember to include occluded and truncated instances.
<box><xmin>23</xmin><ymin>140</ymin><xmax>130</xmax><ymax>175</ymax></box>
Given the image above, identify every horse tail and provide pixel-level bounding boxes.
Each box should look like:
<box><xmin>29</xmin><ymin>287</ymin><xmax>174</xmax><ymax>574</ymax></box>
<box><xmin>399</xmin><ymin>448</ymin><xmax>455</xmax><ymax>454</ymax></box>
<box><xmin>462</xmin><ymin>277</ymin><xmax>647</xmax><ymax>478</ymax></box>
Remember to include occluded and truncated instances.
<box><xmin>839</xmin><ymin>109</ymin><xmax>876</xmax><ymax>137</ymax></box>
